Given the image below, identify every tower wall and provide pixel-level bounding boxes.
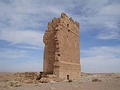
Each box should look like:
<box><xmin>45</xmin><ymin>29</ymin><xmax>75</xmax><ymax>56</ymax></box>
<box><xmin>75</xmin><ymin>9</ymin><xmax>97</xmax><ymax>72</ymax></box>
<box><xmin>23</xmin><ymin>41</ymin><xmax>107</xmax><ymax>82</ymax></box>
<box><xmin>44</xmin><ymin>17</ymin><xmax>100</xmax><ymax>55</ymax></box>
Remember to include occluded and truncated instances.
<box><xmin>43</xmin><ymin>13</ymin><xmax>81</xmax><ymax>80</ymax></box>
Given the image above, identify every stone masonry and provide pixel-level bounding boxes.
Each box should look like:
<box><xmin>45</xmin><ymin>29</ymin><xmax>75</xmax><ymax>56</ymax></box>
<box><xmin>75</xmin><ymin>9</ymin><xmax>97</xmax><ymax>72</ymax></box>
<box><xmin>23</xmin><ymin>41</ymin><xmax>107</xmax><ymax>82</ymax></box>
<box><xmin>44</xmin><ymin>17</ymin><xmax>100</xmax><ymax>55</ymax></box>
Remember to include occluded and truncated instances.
<box><xmin>43</xmin><ymin>13</ymin><xmax>81</xmax><ymax>80</ymax></box>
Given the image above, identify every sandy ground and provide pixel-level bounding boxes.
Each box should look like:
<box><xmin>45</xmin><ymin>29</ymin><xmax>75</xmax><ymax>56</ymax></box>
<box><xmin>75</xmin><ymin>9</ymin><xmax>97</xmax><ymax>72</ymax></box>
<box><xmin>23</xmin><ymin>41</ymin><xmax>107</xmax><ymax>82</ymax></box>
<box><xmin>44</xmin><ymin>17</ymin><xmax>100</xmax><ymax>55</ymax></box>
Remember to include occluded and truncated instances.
<box><xmin>0</xmin><ymin>72</ymin><xmax>120</xmax><ymax>90</ymax></box>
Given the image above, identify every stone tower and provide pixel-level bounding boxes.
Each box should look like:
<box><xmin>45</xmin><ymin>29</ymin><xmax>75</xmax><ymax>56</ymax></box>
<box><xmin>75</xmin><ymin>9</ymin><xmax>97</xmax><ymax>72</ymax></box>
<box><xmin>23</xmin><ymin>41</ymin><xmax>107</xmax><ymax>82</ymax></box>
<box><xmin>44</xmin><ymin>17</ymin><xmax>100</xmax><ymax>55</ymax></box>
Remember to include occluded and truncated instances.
<box><xmin>43</xmin><ymin>13</ymin><xmax>81</xmax><ymax>80</ymax></box>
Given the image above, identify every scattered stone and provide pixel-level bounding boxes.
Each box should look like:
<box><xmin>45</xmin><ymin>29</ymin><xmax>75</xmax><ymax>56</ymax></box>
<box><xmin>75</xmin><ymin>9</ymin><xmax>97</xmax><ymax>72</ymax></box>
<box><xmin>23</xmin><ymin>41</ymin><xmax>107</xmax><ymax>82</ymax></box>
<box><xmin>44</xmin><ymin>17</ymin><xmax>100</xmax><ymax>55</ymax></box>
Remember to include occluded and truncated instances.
<box><xmin>75</xmin><ymin>85</ymin><xmax>78</xmax><ymax>88</ymax></box>
<box><xmin>68</xmin><ymin>80</ymin><xmax>72</xmax><ymax>82</ymax></box>
<box><xmin>3</xmin><ymin>81</ymin><xmax>22</xmax><ymax>88</ymax></box>
<box><xmin>50</xmin><ymin>80</ymin><xmax>55</xmax><ymax>84</ymax></box>
<box><xmin>92</xmin><ymin>79</ymin><xmax>102</xmax><ymax>82</ymax></box>
<box><xmin>40</xmin><ymin>77</ymin><xmax>55</xmax><ymax>83</ymax></box>
<box><xmin>14</xmin><ymin>72</ymin><xmax>39</xmax><ymax>84</ymax></box>
<box><xmin>11</xmin><ymin>81</ymin><xmax>22</xmax><ymax>87</ymax></box>
<box><xmin>50</xmin><ymin>87</ymin><xmax>55</xmax><ymax>90</ymax></box>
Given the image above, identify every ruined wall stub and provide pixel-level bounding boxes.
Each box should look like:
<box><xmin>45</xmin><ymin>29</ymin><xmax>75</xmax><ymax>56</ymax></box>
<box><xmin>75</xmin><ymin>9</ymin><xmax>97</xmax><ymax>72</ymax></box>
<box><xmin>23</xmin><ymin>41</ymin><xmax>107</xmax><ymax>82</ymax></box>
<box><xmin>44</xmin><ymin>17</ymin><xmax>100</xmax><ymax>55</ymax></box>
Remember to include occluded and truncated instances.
<box><xmin>43</xmin><ymin>13</ymin><xmax>81</xmax><ymax>80</ymax></box>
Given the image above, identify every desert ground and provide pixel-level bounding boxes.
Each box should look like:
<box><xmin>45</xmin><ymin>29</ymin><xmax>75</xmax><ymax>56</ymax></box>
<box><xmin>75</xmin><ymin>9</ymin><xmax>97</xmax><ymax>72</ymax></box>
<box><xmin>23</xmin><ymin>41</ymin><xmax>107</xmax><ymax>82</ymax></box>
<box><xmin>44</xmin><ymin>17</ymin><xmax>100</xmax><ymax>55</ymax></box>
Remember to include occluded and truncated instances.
<box><xmin>0</xmin><ymin>72</ymin><xmax>120</xmax><ymax>90</ymax></box>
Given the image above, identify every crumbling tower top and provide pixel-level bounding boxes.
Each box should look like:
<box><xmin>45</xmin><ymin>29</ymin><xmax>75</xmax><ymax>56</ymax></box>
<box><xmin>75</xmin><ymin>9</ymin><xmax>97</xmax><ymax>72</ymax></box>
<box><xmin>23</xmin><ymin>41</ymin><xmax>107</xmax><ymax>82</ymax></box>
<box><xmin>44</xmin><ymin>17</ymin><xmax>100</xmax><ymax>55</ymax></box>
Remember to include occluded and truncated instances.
<box><xmin>61</xmin><ymin>13</ymin><xmax>79</xmax><ymax>27</ymax></box>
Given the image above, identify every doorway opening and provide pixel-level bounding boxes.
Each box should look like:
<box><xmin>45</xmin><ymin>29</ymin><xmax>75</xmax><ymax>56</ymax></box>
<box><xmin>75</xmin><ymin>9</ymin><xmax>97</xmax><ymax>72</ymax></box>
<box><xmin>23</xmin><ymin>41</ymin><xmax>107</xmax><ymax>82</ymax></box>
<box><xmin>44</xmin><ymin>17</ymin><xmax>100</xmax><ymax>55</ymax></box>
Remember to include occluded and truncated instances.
<box><xmin>67</xmin><ymin>75</ymin><xmax>69</xmax><ymax>80</ymax></box>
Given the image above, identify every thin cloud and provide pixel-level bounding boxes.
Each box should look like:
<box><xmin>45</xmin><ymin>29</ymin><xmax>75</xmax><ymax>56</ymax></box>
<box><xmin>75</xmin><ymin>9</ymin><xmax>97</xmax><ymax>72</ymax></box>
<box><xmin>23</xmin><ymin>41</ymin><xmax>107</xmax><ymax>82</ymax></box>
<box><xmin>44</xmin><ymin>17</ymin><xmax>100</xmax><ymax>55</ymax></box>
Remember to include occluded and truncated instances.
<box><xmin>0</xmin><ymin>48</ymin><xmax>29</xmax><ymax>59</ymax></box>
<box><xmin>99</xmin><ymin>4</ymin><xmax>120</xmax><ymax>16</ymax></box>
<box><xmin>81</xmin><ymin>46</ymin><xmax>120</xmax><ymax>73</ymax></box>
<box><xmin>0</xmin><ymin>30</ymin><xmax>44</xmax><ymax>47</ymax></box>
<box><xmin>67</xmin><ymin>1</ymin><xmax>120</xmax><ymax>40</ymax></box>
<box><xmin>0</xmin><ymin>0</ymin><xmax>120</xmax><ymax>41</ymax></box>
<box><xmin>14</xmin><ymin>45</ymin><xmax>43</xmax><ymax>50</ymax></box>
<box><xmin>0</xmin><ymin>0</ymin><xmax>120</xmax><ymax>72</ymax></box>
<box><xmin>97</xmin><ymin>29</ymin><xmax>119</xmax><ymax>40</ymax></box>
<box><xmin>0</xmin><ymin>59</ymin><xmax>42</xmax><ymax>72</ymax></box>
<box><xmin>0</xmin><ymin>47</ymin><xmax>43</xmax><ymax>72</ymax></box>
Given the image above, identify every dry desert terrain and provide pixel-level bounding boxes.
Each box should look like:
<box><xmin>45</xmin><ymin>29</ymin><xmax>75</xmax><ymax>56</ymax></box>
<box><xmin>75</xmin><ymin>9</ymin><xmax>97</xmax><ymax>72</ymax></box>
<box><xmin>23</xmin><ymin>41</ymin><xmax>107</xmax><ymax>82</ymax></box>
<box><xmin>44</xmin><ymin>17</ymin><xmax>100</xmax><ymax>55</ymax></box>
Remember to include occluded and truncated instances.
<box><xmin>0</xmin><ymin>72</ymin><xmax>120</xmax><ymax>90</ymax></box>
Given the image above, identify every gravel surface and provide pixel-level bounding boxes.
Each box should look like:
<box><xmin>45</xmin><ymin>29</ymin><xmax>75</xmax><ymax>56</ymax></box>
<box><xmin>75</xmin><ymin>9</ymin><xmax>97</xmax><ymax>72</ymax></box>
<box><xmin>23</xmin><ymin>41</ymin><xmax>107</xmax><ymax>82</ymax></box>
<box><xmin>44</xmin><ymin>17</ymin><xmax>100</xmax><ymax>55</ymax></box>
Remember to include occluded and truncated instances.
<box><xmin>0</xmin><ymin>73</ymin><xmax>120</xmax><ymax>90</ymax></box>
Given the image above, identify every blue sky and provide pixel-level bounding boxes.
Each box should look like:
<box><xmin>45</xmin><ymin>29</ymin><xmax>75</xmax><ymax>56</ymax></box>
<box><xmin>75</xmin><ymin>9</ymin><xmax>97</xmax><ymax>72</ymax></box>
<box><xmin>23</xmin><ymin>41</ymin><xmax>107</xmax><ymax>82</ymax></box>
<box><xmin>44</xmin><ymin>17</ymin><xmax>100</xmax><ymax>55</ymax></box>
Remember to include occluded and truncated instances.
<box><xmin>0</xmin><ymin>0</ymin><xmax>120</xmax><ymax>73</ymax></box>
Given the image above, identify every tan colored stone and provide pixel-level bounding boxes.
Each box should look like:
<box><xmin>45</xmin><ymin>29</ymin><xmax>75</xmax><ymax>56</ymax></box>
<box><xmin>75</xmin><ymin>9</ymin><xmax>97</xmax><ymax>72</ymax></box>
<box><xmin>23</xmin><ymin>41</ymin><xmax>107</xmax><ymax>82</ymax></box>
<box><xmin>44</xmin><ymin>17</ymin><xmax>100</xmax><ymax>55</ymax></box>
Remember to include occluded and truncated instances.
<box><xmin>43</xmin><ymin>13</ymin><xmax>81</xmax><ymax>80</ymax></box>
<box><xmin>4</xmin><ymin>81</ymin><xmax>22</xmax><ymax>88</ymax></box>
<box><xmin>15</xmin><ymin>72</ymin><xmax>39</xmax><ymax>84</ymax></box>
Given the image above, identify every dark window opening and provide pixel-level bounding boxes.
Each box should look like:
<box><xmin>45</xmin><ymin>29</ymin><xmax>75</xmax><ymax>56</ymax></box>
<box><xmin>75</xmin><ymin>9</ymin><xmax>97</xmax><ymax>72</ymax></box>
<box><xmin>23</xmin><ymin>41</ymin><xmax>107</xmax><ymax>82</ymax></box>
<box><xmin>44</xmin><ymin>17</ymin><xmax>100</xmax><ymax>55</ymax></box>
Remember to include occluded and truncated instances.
<box><xmin>56</xmin><ymin>29</ymin><xmax>58</xmax><ymax>31</ymax></box>
<box><xmin>57</xmin><ymin>54</ymin><xmax>60</xmax><ymax>56</ymax></box>
<box><xmin>67</xmin><ymin>24</ymin><xmax>69</xmax><ymax>28</ymax></box>
<box><xmin>67</xmin><ymin>75</ymin><xmax>69</xmax><ymax>80</ymax></box>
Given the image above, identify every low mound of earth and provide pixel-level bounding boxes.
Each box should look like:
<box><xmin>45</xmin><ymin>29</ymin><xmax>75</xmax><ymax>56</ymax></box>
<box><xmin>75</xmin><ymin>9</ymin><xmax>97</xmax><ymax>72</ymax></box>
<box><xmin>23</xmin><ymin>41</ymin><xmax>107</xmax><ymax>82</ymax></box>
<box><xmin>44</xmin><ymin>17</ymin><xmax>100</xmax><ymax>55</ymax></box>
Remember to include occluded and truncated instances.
<box><xmin>0</xmin><ymin>72</ymin><xmax>120</xmax><ymax>90</ymax></box>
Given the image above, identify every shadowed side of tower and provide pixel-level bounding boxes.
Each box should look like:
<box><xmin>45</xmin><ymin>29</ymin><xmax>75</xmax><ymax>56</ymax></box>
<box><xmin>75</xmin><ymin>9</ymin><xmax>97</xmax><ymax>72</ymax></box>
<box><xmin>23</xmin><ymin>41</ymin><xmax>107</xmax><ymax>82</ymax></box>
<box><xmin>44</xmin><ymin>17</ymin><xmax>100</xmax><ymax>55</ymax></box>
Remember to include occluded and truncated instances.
<box><xmin>43</xmin><ymin>13</ymin><xmax>81</xmax><ymax>80</ymax></box>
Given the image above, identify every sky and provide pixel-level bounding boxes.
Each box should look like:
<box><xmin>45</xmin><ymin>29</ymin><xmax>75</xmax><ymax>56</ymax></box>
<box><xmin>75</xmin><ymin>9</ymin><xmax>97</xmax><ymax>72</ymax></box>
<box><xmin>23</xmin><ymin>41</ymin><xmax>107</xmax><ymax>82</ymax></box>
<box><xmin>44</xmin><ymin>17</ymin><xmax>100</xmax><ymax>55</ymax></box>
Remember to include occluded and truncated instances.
<box><xmin>0</xmin><ymin>0</ymin><xmax>120</xmax><ymax>73</ymax></box>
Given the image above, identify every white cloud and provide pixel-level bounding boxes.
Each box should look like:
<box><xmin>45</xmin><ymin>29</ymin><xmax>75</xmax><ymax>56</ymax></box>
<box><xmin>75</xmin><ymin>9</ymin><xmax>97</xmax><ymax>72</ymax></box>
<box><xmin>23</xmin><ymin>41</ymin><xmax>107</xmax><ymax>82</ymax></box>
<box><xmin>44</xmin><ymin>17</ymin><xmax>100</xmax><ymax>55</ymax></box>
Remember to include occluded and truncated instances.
<box><xmin>0</xmin><ymin>0</ymin><xmax>64</xmax><ymax>49</ymax></box>
<box><xmin>0</xmin><ymin>59</ymin><xmax>42</xmax><ymax>72</ymax></box>
<box><xmin>0</xmin><ymin>48</ymin><xmax>28</xmax><ymax>59</ymax></box>
<box><xmin>99</xmin><ymin>4</ymin><xmax>120</xmax><ymax>16</ymax></box>
<box><xmin>14</xmin><ymin>45</ymin><xmax>43</xmax><ymax>50</ymax></box>
<box><xmin>0</xmin><ymin>0</ymin><xmax>120</xmax><ymax>41</ymax></box>
<box><xmin>0</xmin><ymin>30</ymin><xmax>44</xmax><ymax>47</ymax></box>
<box><xmin>67</xmin><ymin>1</ymin><xmax>120</xmax><ymax>40</ymax></box>
<box><xmin>95</xmin><ymin>3</ymin><xmax>120</xmax><ymax>40</ymax></box>
<box><xmin>97</xmin><ymin>29</ymin><xmax>119</xmax><ymax>39</ymax></box>
<box><xmin>16</xmin><ymin>60</ymin><xmax>43</xmax><ymax>72</ymax></box>
<box><xmin>0</xmin><ymin>0</ymin><xmax>63</xmax><ymax>31</ymax></box>
<box><xmin>81</xmin><ymin>46</ymin><xmax>120</xmax><ymax>72</ymax></box>
<box><xmin>81</xmin><ymin>46</ymin><xmax>120</xmax><ymax>56</ymax></box>
<box><xmin>0</xmin><ymin>48</ymin><xmax>43</xmax><ymax>72</ymax></box>
<box><xmin>0</xmin><ymin>0</ymin><xmax>120</xmax><ymax>72</ymax></box>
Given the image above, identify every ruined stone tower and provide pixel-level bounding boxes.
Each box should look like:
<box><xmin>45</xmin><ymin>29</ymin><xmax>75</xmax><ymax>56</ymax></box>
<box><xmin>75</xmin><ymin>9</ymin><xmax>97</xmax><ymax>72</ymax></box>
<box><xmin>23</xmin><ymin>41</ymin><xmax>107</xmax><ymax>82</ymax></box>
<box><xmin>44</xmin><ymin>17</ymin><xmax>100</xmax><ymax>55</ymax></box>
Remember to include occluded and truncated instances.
<box><xmin>43</xmin><ymin>13</ymin><xmax>81</xmax><ymax>80</ymax></box>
